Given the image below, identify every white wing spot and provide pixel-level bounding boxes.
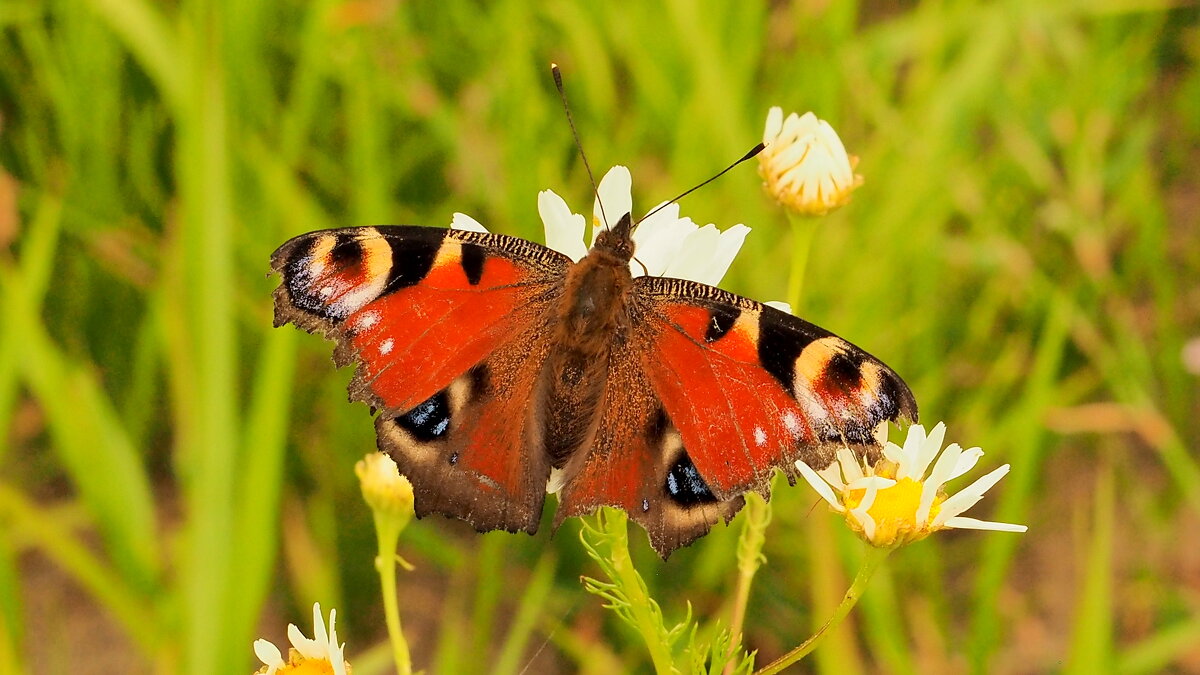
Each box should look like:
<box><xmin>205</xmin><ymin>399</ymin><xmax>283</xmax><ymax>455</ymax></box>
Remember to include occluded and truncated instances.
<box><xmin>379</xmin><ymin>338</ymin><xmax>395</xmax><ymax>355</ymax></box>
<box><xmin>355</xmin><ymin>311</ymin><xmax>379</xmax><ymax>330</ymax></box>
<box><xmin>754</xmin><ymin>426</ymin><xmax>768</xmax><ymax>447</ymax></box>
<box><xmin>782</xmin><ymin>411</ymin><xmax>802</xmax><ymax>438</ymax></box>
<box><xmin>319</xmin><ymin>285</ymin><xmax>334</xmax><ymax>298</ymax></box>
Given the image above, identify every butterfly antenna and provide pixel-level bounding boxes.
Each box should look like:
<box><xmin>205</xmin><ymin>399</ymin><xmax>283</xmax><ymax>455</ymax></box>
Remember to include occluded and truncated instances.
<box><xmin>552</xmin><ymin>63</ymin><xmax>611</xmax><ymax>230</ymax></box>
<box><xmin>639</xmin><ymin>142</ymin><xmax>767</xmax><ymax>224</ymax></box>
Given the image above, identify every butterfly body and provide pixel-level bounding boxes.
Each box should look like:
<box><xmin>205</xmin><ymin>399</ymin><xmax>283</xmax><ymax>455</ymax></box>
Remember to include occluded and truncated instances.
<box><xmin>272</xmin><ymin>216</ymin><xmax>916</xmax><ymax>557</ymax></box>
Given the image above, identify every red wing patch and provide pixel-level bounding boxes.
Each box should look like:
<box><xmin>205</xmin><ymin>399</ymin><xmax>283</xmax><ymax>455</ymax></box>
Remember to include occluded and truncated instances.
<box><xmin>347</xmin><ymin>250</ymin><xmax>526</xmax><ymax>411</ymax></box>
<box><xmin>641</xmin><ymin>303</ymin><xmax>815</xmax><ymax>496</ymax></box>
<box><xmin>271</xmin><ymin>226</ymin><xmax>569</xmax><ymax>412</ymax></box>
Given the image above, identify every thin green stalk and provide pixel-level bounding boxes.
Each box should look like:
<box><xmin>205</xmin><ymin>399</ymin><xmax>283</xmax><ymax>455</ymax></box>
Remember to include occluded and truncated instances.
<box><xmin>755</xmin><ymin>546</ymin><xmax>891</xmax><ymax>675</ymax></box>
<box><xmin>605</xmin><ymin>515</ymin><xmax>675</xmax><ymax>674</ymax></box>
<box><xmin>726</xmin><ymin>492</ymin><xmax>770</xmax><ymax>659</ymax></box>
<box><xmin>373</xmin><ymin>514</ymin><xmax>413</xmax><ymax>675</ymax></box>
<box><xmin>785</xmin><ymin>214</ymin><xmax>820</xmax><ymax>308</ymax></box>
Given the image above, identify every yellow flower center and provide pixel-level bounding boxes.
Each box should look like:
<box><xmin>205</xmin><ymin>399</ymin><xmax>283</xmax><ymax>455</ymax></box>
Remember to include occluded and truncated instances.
<box><xmin>283</xmin><ymin>663</ymin><xmax>337</xmax><ymax>675</ymax></box>
<box><xmin>842</xmin><ymin>477</ymin><xmax>944</xmax><ymax>548</ymax></box>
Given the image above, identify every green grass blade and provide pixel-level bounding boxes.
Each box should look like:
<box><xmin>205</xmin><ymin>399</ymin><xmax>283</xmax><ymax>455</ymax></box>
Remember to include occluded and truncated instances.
<box><xmin>1065</xmin><ymin>459</ymin><xmax>1115</xmax><ymax>673</ymax></box>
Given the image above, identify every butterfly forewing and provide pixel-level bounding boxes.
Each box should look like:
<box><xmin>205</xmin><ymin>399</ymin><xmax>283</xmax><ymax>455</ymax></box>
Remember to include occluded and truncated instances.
<box><xmin>271</xmin><ymin>225</ymin><xmax>571</xmax><ymax>533</ymax></box>
<box><xmin>633</xmin><ymin>276</ymin><xmax>918</xmax><ymax>499</ymax></box>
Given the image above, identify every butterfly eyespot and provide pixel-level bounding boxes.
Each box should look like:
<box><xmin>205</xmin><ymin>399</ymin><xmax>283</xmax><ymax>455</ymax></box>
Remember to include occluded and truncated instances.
<box><xmin>664</xmin><ymin>453</ymin><xmax>718</xmax><ymax>506</ymax></box>
<box><xmin>824</xmin><ymin>350</ymin><xmax>865</xmax><ymax>392</ymax></box>
<box><xmin>281</xmin><ymin>232</ymin><xmax>396</xmax><ymax>322</ymax></box>
<box><xmin>396</xmin><ymin>391</ymin><xmax>452</xmax><ymax>442</ymax></box>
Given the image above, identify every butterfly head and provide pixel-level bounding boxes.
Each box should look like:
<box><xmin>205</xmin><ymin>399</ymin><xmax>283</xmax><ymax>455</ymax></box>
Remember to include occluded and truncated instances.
<box><xmin>590</xmin><ymin>212</ymin><xmax>636</xmax><ymax>265</ymax></box>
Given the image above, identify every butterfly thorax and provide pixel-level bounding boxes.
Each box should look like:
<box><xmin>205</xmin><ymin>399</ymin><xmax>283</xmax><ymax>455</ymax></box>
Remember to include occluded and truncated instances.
<box><xmin>540</xmin><ymin>213</ymin><xmax>637</xmax><ymax>468</ymax></box>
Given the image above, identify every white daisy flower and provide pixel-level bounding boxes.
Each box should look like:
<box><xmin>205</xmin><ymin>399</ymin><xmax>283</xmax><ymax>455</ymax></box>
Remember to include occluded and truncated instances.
<box><xmin>795</xmin><ymin>423</ymin><xmax>1027</xmax><ymax>548</ymax></box>
<box><xmin>253</xmin><ymin>602</ymin><xmax>350</xmax><ymax>675</ymax></box>
<box><xmin>759</xmin><ymin>107</ymin><xmax>863</xmax><ymax>217</ymax></box>
<box><xmin>455</xmin><ymin>165</ymin><xmax>751</xmax><ymax>286</ymax></box>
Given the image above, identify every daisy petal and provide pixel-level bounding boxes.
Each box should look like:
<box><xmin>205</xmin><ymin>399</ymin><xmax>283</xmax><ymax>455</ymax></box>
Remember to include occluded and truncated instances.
<box><xmin>312</xmin><ymin>603</ymin><xmax>329</xmax><ymax>648</ymax></box>
<box><xmin>328</xmin><ymin>608</ymin><xmax>347</xmax><ymax>675</ymax></box>
<box><xmin>851</xmin><ymin>482</ymin><xmax>883</xmax><ymax>540</ymax></box>
<box><xmin>943</xmin><ymin>516</ymin><xmax>1028</xmax><ymax>533</ymax></box>
<box><xmin>882</xmin><ymin>439</ymin><xmax>905</xmax><ymax>464</ymax></box>
<box><xmin>816</xmin><ymin>462</ymin><xmax>846</xmax><ymax>490</ymax></box>
<box><xmin>918</xmin><ymin>442</ymin><xmax>962</xmax><ymax>525</ymax></box>
<box><xmin>894</xmin><ymin>424</ymin><xmax>926</xmax><ymax>478</ymax></box>
<box><xmin>912</xmin><ymin>422</ymin><xmax>947</xmax><ymax>479</ymax></box>
<box><xmin>288</xmin><ymin>623</ymin><xmax>319</xmax><ymax>658</ymax></box>
<box><xmin>856</xmin><ymin>509</ymin><xmax>877</xmax><ymax>541</ymax></box>
<box><xmin>594</xmin><ymin>165</ymin><xmax>632</xmax><ymax>235</ymax></box>
<box><xmin>836</xmin><ymin>447</ymin><xmax>865</xmax><ymax>483</ymax></box>
<box><xmin>948</xmin><ymin>447</ymin><xmax>984</xmax><ymax>481</ymax></box>
<box><xmin>699</xmin><ymin>223</ymin><xmax>750</xmax><ymax>286</ymax></box>
<box><xmin>664</xmin><ymin>224</ymin><xmax>722</xmax><ymax>283</ymax></box>
<box><xmin>847</xmin><ymin>476</ymin><xmax>896</xmax><ymax>491</ymax></box>
<box><xmin>450</xmin><ymin>212</ymin><xmax>489</xmax><ymax>233</ymax></box>
<box><xmin>538</xmin><ymin>190</ymin><xmax>588</xmax><ymax>261</ymax></box>
<box><xmin>763</xmin><ymin>106</ymin><xmax>784</xmax><ymax>143</ymax></box>
<box><xmin>631</xmin><ymin>203</ymin><xmax>694</xmax><ymax>276</ymax></box>
<box><xmin>795</xmin><ymin>460</ymin><xmax>844</xmax><ymax>511</ymax></box>
<box><xmin>933</xmin><ymin>464</ymin><xmax>1011</xmax><ymax>527</ymax></box>
<box><xmin>254</xmin><ymin>639</ymin><xmax>284</xmax><ymax>672</ymax></box>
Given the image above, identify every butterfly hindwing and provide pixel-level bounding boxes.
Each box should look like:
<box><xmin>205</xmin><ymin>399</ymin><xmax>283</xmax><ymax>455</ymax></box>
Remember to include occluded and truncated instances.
<box><xmin>375</xmin><ymin>329</ymin><xmax>555</xmax><ymax>533</ymax></box>
<box><xmin>633</xmin><ymin>276</ymin><xmax>918</xmax><ymax>500</ymax></box>
<box><xmin>271</xmin><ymin>225</ymin><xmax>571</xmax><ymax>533</ymax></box>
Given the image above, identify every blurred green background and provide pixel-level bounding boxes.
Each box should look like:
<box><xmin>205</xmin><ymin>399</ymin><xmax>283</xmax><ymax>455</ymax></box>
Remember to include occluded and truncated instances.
<box><xmin>2</xmin><ymin>0</ymin><xmax>1198</xmax><ymax>672</ymax></box>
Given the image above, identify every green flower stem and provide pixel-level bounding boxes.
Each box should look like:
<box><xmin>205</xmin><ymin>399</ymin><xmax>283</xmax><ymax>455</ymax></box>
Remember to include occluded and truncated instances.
<box><xmin>785</xmin><ymin>214</ymin><xmax>820</xmax><ymax>307</ymax></box>
<box><xmin>372</xmin><ymin>514</ymin><xmax>413</xmax><ymax>675</ymax></box>
<box><xmin>727</xmin><ymin>492</ymin><xmax>771</xmax><ymax>657</ymax></box>
<box><xmin>755</xmin><ymin>546</ymin><xmax>892</xmax><ymax>675</ymax></box>
<box><xmin>602</xmin><ymin>512</ymin><xmax>677</xmax><ymax>674</ymax></box>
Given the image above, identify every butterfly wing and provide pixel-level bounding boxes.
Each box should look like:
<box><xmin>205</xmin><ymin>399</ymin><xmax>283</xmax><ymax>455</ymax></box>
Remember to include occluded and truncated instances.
<box><xmin>557</xmin><ymin>275</ymin><xmax>916</xmax><ymax>557</ymax></box>
<box><xmin>271</xmin><ymin>225</ymin><xmax>571</xmax><ymax>533</ymax></box>
<box><xmin>636</xmin><ymin>276</ymin><xmax>917</xmax><ymax>497</ymax></box>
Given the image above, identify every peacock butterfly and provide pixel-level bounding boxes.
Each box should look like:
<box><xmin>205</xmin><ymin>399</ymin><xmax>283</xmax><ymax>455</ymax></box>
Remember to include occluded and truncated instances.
<box><xmin>270</xmin><ymin>163</ymin><xmax>918</xmax><ymax>557</ymax></box>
